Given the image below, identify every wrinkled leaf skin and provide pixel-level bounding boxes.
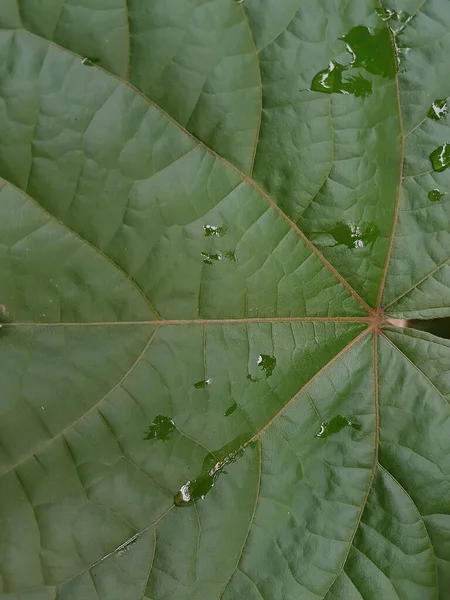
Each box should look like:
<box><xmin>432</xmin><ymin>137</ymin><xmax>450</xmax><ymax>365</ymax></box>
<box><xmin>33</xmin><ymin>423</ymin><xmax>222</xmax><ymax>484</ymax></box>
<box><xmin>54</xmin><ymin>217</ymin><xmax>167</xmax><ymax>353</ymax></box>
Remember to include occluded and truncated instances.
<box><xmin>0</xmin><ymin>1</ymin><xmax>449</xmax><ymax>599</ymax></box>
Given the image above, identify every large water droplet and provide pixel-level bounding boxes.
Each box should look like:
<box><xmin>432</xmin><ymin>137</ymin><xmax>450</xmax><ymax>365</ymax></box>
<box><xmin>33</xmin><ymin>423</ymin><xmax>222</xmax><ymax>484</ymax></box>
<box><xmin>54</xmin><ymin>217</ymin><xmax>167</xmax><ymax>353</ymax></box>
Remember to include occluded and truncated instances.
<box><xmin>329</xmin><ymin>221</ymin><xmax>378</xmax><ymax>249</ymax></box>
<box><xmin>428</xmin><ymin>99</ymin><xmax>449</xmax><ymax>121</ymax></box>
<box><xmin>340</xmin><ymin>26</ymin><xmax>396</xmax><ymax>79</ymax></box>
<box><xmin>257</xmin><ymin>354</ymin><xmax>276</xmax><ymax>378</ymax></box>
<box><xmin>311</xmin><ymin>60</ymin><xmax>372</xmax><ymax>98</ymax></box>
<box><xmin>204</xmin><ymin>224</ymin><xmax>228</xmax><ymax>237</ymax></box>
<box><xmin>428</xmin><ymin>189</ymin><xmax>446</xmax><ymax>202</ymax></box>
<box><xmin>194</xmin><ymin>378</ymin><xmax>212</xmax><ymax>389</ymax></box>
<box><xmin>224</xmin><ymin>403</ymin><xmax>238</xmax><ymax>417</ymax></box>
<box><xmin>174</xmin><ymin>435</ymin><xmax>251</xmax><ymax>507</ymax></box>
<box><xmin>315</xmin><ymin>415</ymin><xmax>361</xmax><ymax>438</ymax></box>
<box><xmin>430</xmin><ymin>144</ymin><xmax>450</xmax><ymax>172</ymax></box>
<box><xmin>82</xmin><ymin>57</ymin><xmax>100</xmax><ymax>67</ymax></box>
<box><xmin>144</xmin><ymin>415</ymin><xmax>176</xmax><ymax>441</ymax></box>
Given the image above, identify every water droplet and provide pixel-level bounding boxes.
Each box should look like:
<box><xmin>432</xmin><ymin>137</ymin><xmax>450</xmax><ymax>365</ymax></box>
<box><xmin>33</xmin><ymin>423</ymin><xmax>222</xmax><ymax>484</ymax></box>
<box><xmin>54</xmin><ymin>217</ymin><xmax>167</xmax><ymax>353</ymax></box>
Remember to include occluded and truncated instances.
<box><xmin>375</xmin><ymin>8</ymin><xmax>411</xmax><ymax>33</ymax></box>
<box><xmin>82</xmin><ymin>57</ymin><xmax>100</xmax><ymax>67</ymax></box>
<box><xmin>224</xmin><ymin>403</ymin><xmax>237</xmax><ymax>417</ymax></box>
<box><xmin>315</xmin><ymin>415</ymin><xmax>362</xmax><ymax>438</ymax></box>
<box><xmin>204</xmin><ymin>224</ymin><xmax>228</xmax><ymax>237</ymax></box>
<box><xmin>174</xmin><ymin>435</ymin><xmax>250</xmax><ymax>507</ymax></box>
<box><xmin>201</xmin><ymin>251</ymin><xmax>236</xmax><ymax>265</ymax></box>
<box><xmin>194</xmin><ymin>379</ymin><xmax>212</xmax><ymax>389</ymax></box>
<box><xmin>428</xmin><ymin>99</ymin><xmax>449</xmax><ymax>122</ymax></box>
<box><xmin>340</xmin><ymin>26</ymin><xmax>396</xmax><ymax>79</ymax></box>
<box><xmin>257</xmin><ymin>354</ymin><xmax>276</xmax><ymax>378</ymax></box>
<box><xmin>144</xmin><ymin>415</ymin><xmax>176</xmax><ymax>441</ymax></box>
<box><xmin>246</xmin><ymin>373</ymin><xmax>260</xmax><ymax>383</ymax></box>
<box><xmin>430</xmin><ymin>144</ymin><xmax>450</xmax><ymax>172</ymax></box>
<box><xmin>311</xmin><ymin>60</ymin><xmax>372</xmax><ymax>98</ymax></box>
<box><xmin>428</xmin><ymin>189</ymin><xmax>446</xmax><ymax>202</ymax></box>
<box><xmin>328</xmin><ymin>221</ymin><xmax>378</xmax><ymax>249</ymax></box>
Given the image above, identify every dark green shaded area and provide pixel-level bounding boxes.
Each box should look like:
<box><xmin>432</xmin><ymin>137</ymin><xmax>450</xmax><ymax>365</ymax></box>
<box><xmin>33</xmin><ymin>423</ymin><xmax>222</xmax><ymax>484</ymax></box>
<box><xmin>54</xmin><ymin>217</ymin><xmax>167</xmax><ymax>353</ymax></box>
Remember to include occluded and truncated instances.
<box><xmin>311</xmin><ymin>61</ymin><xmax>372</xmax><ymax>98</ymax></box>
<box><xmin>341</xmin><ymin>26</ymin><xmax>396</xmax><ymax>79</ymax></box>
<box><xmin>430</xmin><ymin>144</ymin><xmax>450</xmax><ymax>172</ymax></box>
<box><xmin>204</xmin><ymin>224</ymin><xmax>228</xmax><ymax>237</ymax></box>
<box><xmin>174</xmin><ymin>435</ymin><xmax>251</xmax><ymax>506</ymax></box>
<box><xmin>329</xmin><ymin>222</ymin><xmax>379</xmax><ymax>249</ymax></box>
<box><xmin>194</xmin><ymin>379</ymin><xmax>212</xmax><ymax>389</ymax></box>
<box><xmin>428</xmin><ymin>189</ymin><xmax>446</xmax><ymax>202</ymax></box>
<box><xmin>246</xmin><ymin>373</ymin><xmax>260</xmax><ymax>382</ymax></box>
<box><xmin>315</xmin><ymin>415</ymin><xmax>362</xmax><ymax>438</ymax></box>
<box><xmin>428</xmin><ymin>99</ymin><xmax>449</xmax><ymax>121</ymax></box>
<box><xmin>224</xmin><ymin>403</ymin><xmax>238</xmax><ymax>416</ymax></box>
<box><xmin>144</xmin><ymin>415</ymin><xmax>176</xmax><ymax>441</ymax></box>
<box><xmin>257</xmin><ymin>354</ymin><xmax>276</xmax><ymax>378</ymax></box>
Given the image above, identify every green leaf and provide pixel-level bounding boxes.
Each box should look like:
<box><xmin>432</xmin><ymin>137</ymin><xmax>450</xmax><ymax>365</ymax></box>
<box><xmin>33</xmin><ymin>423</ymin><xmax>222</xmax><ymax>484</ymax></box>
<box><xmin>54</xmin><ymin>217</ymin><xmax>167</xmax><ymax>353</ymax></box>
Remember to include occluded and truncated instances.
<box><xmin>0</xmin><ymin>1</ymin><xmax>449</xmax><ymax>599</ymax></box>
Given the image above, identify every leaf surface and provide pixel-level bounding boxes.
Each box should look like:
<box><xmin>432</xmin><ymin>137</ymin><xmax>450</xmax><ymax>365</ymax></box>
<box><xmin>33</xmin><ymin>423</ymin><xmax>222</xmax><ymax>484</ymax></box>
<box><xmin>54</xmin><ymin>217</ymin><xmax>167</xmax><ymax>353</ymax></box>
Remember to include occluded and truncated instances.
<box><xmin>0</xmin><ymin>1</ymin><xmax>449</xmax><ymax>599</ymax></box>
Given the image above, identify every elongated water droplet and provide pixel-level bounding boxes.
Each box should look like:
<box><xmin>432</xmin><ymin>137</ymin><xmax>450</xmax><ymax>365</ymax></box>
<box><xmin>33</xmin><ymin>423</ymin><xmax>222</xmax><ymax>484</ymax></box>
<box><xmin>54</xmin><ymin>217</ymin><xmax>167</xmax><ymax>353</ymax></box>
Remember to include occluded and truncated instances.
<box><xmin>201</xmin><ymin>251</ymin><xmax>236</xmax><ymax>264</ymax></box>
<box><xmin>224</xmin><ymin>403</ymin><xmax>237</xmax><ymax>417</ymax></box>
<box><xmin>428</xmin><ymin>189</ymin><xmax>446</xmax><ymax>202</ymax></box>
<box><xmin>430</xmin><ymin>144</ymin><xmax>450</xmax><ymax>172</ymax></box>
<box><xmin>194</xmin><ymin>378</ymin><xmax>212</xmax><ymax>389</ymax></box>
<box><xmin>311</xmin><ymin>60</ymin><xmax>372</xmax><ymax>98</ymax></box>
<box><xmin>257</xmin><ymin>354</ymin><xmax>276</xmax><ymax>378</ymax></box>
<box><xmin>315</xmin><ymin>415</ymin><xmax>361</xmax><ymax>438</ymax></box>
<box><xmin>144</xmin><ymin>415</ymin><xmax>176</xmax><ymax>441</ymax></box>
<box><xmin>246</xmin><ymin>373</ymin><xmax>260</xmax><ymax>383</ymax></box>
<box><xmin>82</xmin><ymin>57</ymin><xmax>100</xmax><ymax>67</ymax></box>
<box><xmin>174</xmin><ymin>435</ymin><xmax>250</xmax><ymax>507</ymax></box>
<box><xmin>204</xmin><ymin>224</ymin><xmax>228</xmax><ymax>237</ymax></box>
<box><xmin>328</xmin><ymin>222</ymin><xmax>378</xmax><ymax>249</ymax></box>
<box><xmin>428</xmin><ymin>99</ymin><xmax>449</xmax><ymax>121</ymax></box>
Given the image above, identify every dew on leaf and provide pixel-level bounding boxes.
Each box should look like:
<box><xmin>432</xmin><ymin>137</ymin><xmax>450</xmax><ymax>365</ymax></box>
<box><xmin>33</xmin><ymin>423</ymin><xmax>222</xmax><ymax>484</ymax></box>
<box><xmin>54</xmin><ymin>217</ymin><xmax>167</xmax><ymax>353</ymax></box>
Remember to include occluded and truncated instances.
<box><xmin>315</xmin><ymin>415</ymin><xmax>362</xmax><ymax>438</ymax></box>
<box><xmin>144</xmin><ymin>415</ymin><xmax>176</xmax><ymax>441</ymax></box>
<box><xmin>257</xmin><ymin>354</ymin><xmax>276</xmax><ymax>378</ymax></box>
<box><xmin>430</xmin><ymin>144</ymin><xmax>450</xmax><ymax>172</ymax></box>
<box><xmin>201</xmin><ymin>251</ymin><xmax>236</xmax><ymax>264</ymax></box>
<box><xmin>328</xmin><ymin>221</ymin><xmax>379</xmax><ymax>249</ymax></box>
<box><xmin>82</xmin><ymin>57</ymin><xmax>100</xmax><ymax>66</ymax></box>
<box><xmin>310</xmin><ymin>61</ymin><xmax>372</xmax><ymax>98</ymax></box>
<box><xmin>246</xmin><ymin>373</ymin><xmax>260</xmax><ymax>382</ymax></box>
<box><xmin>340</xmin><ymin>26</ymin><xmax>396</xmax><ymax>79</ymax></box>
<box><xmin>428</xmin><ymin>99</ymin><xmax>449</xmax><ymax>121</ymax></box>
<box><xmin>224</xmin><ymin>403</ymin><xmax>238</xmax><ymax>416</ymax></box>
<box><xmin>194</xmin><ymin>378</ymin><xmax>212</xmax><ymax>389</ymax></box>
<box><xmin>428</xmin><ymin>189</ymin><xmax>446</xmax><ymax>202</ymax></box>
<box><xmin>174</xmin><ymin>435</ymin><xmax>250</xmax><ymax>507</ymax></box>
<box><xmin>375</xmin><ymin>8</ymin><xmax>411</xmax><ymax>33</ymax></box>
<box><xmin>204</xmin><ymin>224</ymin><xmax>228</xmax><ymax>237</ymax></box>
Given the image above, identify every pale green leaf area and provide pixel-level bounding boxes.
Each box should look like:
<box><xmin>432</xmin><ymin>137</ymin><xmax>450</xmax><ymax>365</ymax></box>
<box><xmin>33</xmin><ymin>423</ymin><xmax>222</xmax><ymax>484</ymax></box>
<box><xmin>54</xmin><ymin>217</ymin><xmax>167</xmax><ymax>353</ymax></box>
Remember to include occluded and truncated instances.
<box><xmin>0</xmin><ymin>0</ymin><xmax>449</xmax><ymax>599</ymax></box>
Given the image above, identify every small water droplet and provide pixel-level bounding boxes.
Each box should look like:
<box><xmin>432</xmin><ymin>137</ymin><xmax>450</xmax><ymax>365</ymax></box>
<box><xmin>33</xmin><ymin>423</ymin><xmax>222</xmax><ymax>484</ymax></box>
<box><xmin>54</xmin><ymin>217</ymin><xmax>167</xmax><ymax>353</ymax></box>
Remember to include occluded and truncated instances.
<box><xmin>174</xmin><ymin>435</ymin><xmax>250</xmax><ymax>507</ymax></box>
<box><xmin>82</xmin><ymin>57</ymin><xmax>100</xmax><ymax>67</ymax></box>
<box><xmin>194</xmin><ymin>378</ymin><xmax>212</xmax><ymax>389</ymax></box>
<box><xmin>204</xmin><ymin>224</ymin><xmax>228</xmax><ymax>237</ymax></box>
<box><xmin>257</xmin><ymin>354</ymin><xmax>276</xmax><ymax>378</ymax></box>
<box><xmin>315</xmin><ymin>415</ymin><xmax>361</xmax><ymax>438</ymax></box>
<box><xmin>375</xmin><ymin>8</ymin><xmax>411</xmax><ymax>33</ymax></box>
<box><xmin>144</xmin><ymin>415</ymin><xmax>176</xmax><ymax>441</ymax></box>
<box><xmin>430</xmin><ymin>144</ymin><xmax>450</xmax><ymax>172</ymax></box>
<box><xmin>224</xmin><ymin>403</ymin><xmax>237</xmax><ymax>417</ymax></box>
<box><xmin>428</xmin><ymin>99</ymin><xmax>449</xmax><ymax>121</ymax></box>
<box><xmin>428</xmin><ymin>189</ymin><xmax>446</xmax><ymax>202</ymax></box>
<box><xmin>201</xmin><ymin>251</ymin><xmax>236</xmax><ymax>265</ymax></box>
<box><xmin>328</xmin><ymin>221</ymin><xmax>378</xmax><ymax>249</ymax></box>
<box><xmin>246</xmin><ymin>373</ymin><xmax>260</xmax><ymax>383</ymax></box>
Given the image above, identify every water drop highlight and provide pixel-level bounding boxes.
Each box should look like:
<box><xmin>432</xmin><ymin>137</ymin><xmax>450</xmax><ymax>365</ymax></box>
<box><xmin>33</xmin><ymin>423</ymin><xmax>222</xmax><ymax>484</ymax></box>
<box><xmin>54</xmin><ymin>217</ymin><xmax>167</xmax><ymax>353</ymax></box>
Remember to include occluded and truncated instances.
<box><xmin>257</xmin><ymin>354</ymin><xmax>276</xmax><ymax>378</ymax></box>
<box><xmin>315</xmin><ymin>415</ymin><xmax>361</xmax><ymax>438</ymax></box>
<box><xmin>174</xmin><ymin>435</ymin><xmax>251</xmax><ymax>507</ymax></box>
<box><xmin>329</xmin><ymin>222</ymin><xmax>378</xmax><ymax>249</ymax></box>
<box><xmin>428</xmin><ymin>99</ymin><xmax>449</xmax><ymax>122</ymax></box>
<box><xmin>194</xmin><ymin>378</ymin><xmax>212</xmax><ymax>389</ymax></box>
<box><xmin>204</xmin><ymin>224</ymin><xmax>228</xmax><ymax>237</ymax></box>
<box><xmin>144</xmin><ymin>415</ymin><xmax>176</xmax><ymax>441</ymax></box>
<box><xmin>430</xmin><ymin>144</ymin><xmax>450</xmax><ymax>172</ymax></box>
<box><xmin>201</xmin><ymin>251</ymin><xmax>236</xmax><ymax>265</ymax></box>
<box><xmin>82</xmin><ymin>57</ymin><xmax>100</xmax><ymax>67</ymax></box>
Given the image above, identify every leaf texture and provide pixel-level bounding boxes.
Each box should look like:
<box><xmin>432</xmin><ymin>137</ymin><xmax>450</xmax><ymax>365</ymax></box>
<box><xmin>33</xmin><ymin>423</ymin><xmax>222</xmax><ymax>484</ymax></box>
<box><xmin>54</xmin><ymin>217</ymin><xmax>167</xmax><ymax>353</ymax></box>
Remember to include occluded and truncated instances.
<box><xmin>0</xmin><ymin>1</ymin><xmax>449</xmax><ymax>599</ymax></box>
